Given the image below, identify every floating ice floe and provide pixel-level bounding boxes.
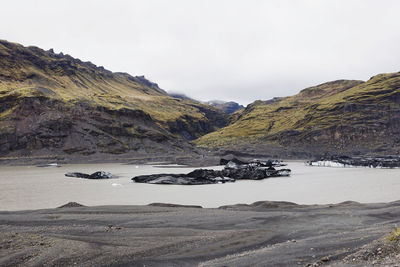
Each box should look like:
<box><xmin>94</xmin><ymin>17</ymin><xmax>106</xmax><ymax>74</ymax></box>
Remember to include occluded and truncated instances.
<box><xmin>37</xmin><ymin>163</ymin><xmax>61</xmax><ymax>168</ymax></box>
<box><xmin>308</xmin><ymin>160</ymin><xmax>350</xmax><ymax>168</ymax></box>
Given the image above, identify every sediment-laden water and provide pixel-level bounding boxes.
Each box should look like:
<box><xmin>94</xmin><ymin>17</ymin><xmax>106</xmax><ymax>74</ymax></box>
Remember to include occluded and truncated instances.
<box><xmin>1</xmin><ymin>161</ymin><xmax>400</xmax><ymax>210</ymax></box>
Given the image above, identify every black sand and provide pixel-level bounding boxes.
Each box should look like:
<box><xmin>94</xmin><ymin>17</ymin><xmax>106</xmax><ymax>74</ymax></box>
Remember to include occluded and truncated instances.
<box><xmin>1</xmin><ymin>201</ymin><xmax>400</xmax><ymax>266</ymax></box>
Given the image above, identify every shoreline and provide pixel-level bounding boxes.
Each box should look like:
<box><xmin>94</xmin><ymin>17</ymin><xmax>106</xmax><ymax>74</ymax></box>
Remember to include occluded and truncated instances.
<box><xmin>0</xmin><ymin>153</ymin><xmax>310</xmax><ymax>167</ymax></box>
<box><xmin>1</xmin><ymin>200</ymin><xmax>400</xmax><ymax>266</ymax></box>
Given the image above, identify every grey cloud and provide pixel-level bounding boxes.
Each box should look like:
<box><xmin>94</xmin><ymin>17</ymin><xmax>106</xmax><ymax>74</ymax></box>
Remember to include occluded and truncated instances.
<box><xmin>1</xmin><ymin>0</ymin><xmax>400</xmax><ymax>105</ymax></box>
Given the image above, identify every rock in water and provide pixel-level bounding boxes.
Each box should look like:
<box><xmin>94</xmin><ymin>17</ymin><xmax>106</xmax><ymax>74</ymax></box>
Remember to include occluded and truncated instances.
<box><xmin>65</xmin><ymin>171</ymin><xmax>113</xmax><ymax>179</ymax></box>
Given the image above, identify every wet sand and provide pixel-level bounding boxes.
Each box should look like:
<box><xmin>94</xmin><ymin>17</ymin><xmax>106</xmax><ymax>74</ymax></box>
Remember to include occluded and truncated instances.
<box><xmin>1</xmin><ymin>201</ymin><xmax>400</xmax><ymax>266</ymax></box>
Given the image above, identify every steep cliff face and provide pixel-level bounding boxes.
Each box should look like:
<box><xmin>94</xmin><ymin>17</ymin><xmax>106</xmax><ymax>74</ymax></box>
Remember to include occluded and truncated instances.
<box><xmin>0</xmin><ymin>40</ymin><xmax>227</xmax><ymax>158</ymax></box>
<box><xmin>195</xmin><ymin>75</ymin><xmax>400</xmax><ymax>157</ymax></box>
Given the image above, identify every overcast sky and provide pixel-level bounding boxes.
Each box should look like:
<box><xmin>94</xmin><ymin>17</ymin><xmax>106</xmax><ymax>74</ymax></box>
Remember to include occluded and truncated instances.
<box><xmin>1</xmin><ymin>0</ymin><xmax>400</xmax><ymax>105</ymax></box>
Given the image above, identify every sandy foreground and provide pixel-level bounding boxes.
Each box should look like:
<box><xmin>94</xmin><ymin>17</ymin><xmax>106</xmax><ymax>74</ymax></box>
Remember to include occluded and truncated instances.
<box><xmin>1</xmin><ymin>201</ymin><xmax>400</xmax><ymax>266</ymax></box>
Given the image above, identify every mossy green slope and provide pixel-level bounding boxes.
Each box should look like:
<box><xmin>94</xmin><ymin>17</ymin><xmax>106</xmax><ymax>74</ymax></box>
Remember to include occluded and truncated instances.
<box><xmin>0</xmin><ymin>40</ymin><xmax>227</xmax><ymax>157</ymax></box>
<box><xmin>195</xmin><ymin>74</ymin><xmax>400</xmax><ymax>156</ymax></box>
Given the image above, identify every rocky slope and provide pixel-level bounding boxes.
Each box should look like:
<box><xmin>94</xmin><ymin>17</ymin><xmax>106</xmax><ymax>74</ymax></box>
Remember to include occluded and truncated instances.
<box><xmin>0</xmin><ymin>40</ymin><xmax>228</xmax><ymax>159</ymax></box>
<box><xmin>195</xmin><ymin>74</ymin><xmax>400</xmax><ymax>157</ymax></box>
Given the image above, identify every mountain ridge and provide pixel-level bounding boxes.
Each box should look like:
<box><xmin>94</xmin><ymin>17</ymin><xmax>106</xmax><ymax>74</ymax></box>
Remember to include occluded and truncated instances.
<box><xmin>168</xmin><ymin>92</ymin><xmax>244</xmax><ymax>114</ymax></box>
<box><xmin>0</xmin><ymin>39</ymin><xmax>228</xmax><ymax>159</ymax></box>
<box><xmin>2</xmin><ymin>39</ymin><xmax>400</xmax><ymax>160</ymax></box>
<box><xmin>195</xmin><ymin>75</ymin><xmax>400</xmax><ymax>157</ymax></box>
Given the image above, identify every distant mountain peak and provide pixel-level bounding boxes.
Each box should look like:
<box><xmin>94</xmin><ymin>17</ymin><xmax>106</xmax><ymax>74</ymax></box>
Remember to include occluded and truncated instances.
<box><xmin>206</xmin><ymin>100</ymin><xmax>244</xmax><ymax>114</ymax></box>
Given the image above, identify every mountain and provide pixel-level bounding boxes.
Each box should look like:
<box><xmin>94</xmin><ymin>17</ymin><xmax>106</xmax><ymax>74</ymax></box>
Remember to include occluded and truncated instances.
<box><xmin>195</xmin><ymin>74</ymin><xmax>400</xmax><ymax>157</ymax></box>
<box><xmin>0</xmin><ymin>40</ymin><xmax>228</xmax><ymax>159</ymax></box>
<box><xmin>168</xmin><ymin>94</ymin><xmax>244</xmax><ymax>115</ymax></box>
<box><xmin>206</xmin><ymin>100</ymin><xmax>244</xmax><ymax>114</ymax></box>
<box><xmin>168</xmin><ymin>92</ymin><xmax>197</xmax><ymax>102</ymax></box>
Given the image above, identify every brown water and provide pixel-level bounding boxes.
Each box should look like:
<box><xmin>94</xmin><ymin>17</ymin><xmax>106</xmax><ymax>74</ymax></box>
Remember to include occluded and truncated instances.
<box><xmin>1</xmin><ymin>161</ymin><xmax>400</xmax><ymax>211</ymax></box>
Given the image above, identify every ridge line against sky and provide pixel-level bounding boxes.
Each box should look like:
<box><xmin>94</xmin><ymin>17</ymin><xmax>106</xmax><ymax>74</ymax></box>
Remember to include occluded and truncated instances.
<box><xmin>1</xmin><ymin>0</ymin><xmax>400</xmax><ymax>105</ymax></box>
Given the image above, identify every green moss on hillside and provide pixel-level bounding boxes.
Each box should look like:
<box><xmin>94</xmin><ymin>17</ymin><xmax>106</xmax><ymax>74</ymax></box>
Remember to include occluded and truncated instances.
<box><xmin>0</xmin><ymin>39</ymin><xmax>228</xmax><ymax>156</ymax></box>
<box><xmin>195</xmin><ymin>74</ymin><xmax>400</xmax><ymax>153</ymax></box>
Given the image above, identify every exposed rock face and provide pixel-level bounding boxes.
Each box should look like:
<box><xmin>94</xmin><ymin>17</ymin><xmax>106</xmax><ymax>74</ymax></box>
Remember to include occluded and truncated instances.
<box><xmin>65</xmin><ymin>171</ymin><xmax>113</xmax><ymax>179</ymax></box>
<box><xmin>132</xmin><ymin>159</ymin><xmax>291</xmax><ymax>185</ymax></box>
<box><xmin>0</xmin><ymin>39</ymin><xmax>228</xmax><ymax>158</ymax></box>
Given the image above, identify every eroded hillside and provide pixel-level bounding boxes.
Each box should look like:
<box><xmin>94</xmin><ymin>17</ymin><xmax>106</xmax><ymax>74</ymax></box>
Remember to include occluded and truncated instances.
<box><xmin>0</xmin><ymin>40</ymin><xmax>227</xmax><ymax>158</ymax></box>
<box><xmin>195</xmin><ymin>74</ymin><xmax>400</xmax><ymax>157</ymax></box>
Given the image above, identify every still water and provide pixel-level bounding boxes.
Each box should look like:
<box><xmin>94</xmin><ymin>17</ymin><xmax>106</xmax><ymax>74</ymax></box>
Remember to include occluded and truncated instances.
<box><xmin>1</xmin><ymin>161</ymin><xmax>400</xmax><ymax>211</ymax></box>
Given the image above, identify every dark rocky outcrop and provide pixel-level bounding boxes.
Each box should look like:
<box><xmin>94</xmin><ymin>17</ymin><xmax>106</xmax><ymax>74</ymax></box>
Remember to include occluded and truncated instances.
<box><xmin>132</xmin><ymin>159</ymin><xmax>291</xmax><ymax>185</ymax></box>
<box><xmin>65</xmin><ymin>171</ymin><xmax>113</xmax><ymax>179</ymax></box>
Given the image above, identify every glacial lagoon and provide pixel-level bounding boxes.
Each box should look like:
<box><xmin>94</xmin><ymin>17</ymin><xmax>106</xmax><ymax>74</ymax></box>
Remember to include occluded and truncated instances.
<box><xmin>1</xmin><ymin>161</ymin><xmax>400</xmax><ymax>211</ymax></box>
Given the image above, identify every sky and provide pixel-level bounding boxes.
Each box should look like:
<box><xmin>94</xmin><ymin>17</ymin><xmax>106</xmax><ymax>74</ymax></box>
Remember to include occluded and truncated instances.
<box><xmin>1</xmin><ymin>0</ymin><xmax>400</xmax><ymax>105</ymax></box>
